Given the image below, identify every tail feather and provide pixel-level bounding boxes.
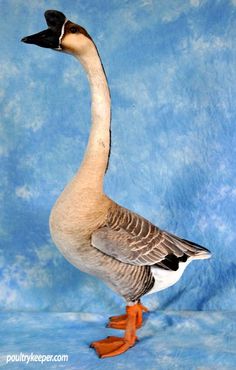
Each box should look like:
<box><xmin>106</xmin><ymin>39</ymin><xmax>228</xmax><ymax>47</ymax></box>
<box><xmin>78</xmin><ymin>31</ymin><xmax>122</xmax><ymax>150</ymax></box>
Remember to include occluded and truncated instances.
<box><xmin>168</xmin><ymin>232</ymin><xmax>212</xmax><ymax>260</ymax></box>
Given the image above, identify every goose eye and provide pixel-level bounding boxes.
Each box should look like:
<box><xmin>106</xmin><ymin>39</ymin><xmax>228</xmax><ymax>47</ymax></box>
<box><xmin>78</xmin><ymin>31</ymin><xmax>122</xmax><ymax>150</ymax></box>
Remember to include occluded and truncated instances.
<box><xmin>70</xmin><ymin>26</ymin><xmax>77</xmax><ymax>33</ymax></box>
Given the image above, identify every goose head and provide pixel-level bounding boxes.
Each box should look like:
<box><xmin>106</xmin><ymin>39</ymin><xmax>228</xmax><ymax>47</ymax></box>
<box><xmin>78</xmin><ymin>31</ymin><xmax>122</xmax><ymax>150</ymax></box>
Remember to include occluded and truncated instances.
<box><xmin>21</xmin><ymin>10</ymin><xmax>92</xmax><ymax>55</ymax></box>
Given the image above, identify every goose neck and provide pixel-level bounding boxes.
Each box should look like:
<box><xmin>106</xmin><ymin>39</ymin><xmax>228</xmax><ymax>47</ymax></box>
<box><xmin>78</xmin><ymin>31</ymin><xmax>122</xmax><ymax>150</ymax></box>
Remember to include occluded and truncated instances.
<box><xmin>73</xmin><ymin>45</ymin><xmax>111</xmax><ymax>192</ymax></box>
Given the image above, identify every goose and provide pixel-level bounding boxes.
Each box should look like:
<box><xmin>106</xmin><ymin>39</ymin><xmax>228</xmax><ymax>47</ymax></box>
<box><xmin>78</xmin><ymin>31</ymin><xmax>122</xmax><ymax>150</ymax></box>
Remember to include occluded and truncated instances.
<box><xmin>22</xmin><ymin>10</ymin><xmax>211</xmax><ymax>359</ymax></box>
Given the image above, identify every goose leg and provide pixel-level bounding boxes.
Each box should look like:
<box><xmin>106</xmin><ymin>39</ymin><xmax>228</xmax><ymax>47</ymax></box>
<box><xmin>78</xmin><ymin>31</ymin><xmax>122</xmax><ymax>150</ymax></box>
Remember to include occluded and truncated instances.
<box><xmin>90</xmin><ymin>303</ymin><xmax>147</xmax><ymax>358</ymax></box>
<box><xmin>107</xmin><ymin>301</ymin><xmax>148</xmax><ymax>330</ymax></box>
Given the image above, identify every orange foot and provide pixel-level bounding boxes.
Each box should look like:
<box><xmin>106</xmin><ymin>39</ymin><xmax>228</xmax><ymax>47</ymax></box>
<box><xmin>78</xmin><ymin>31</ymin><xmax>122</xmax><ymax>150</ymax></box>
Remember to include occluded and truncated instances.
<box><xmin>90</xmin><ymin>303</ymin><xmax>148</xmax><ymax>358</ymax></box>
<box><xmin>90</xmin><ymin>336</ymin><xmax>135</xmax><ymax>358</ymax></box>
<box><xmin>107</xmin><ymin>302</ymin><xmax>148</xmax><ymax>330</ymax></box>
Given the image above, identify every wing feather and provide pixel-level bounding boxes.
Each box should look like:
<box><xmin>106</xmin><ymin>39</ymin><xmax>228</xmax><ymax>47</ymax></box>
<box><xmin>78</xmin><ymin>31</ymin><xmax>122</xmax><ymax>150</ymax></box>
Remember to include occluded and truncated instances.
<box><xmin>91</xmin><ymin>204</ymin><xmax>211</xmax><ymax>270</ymax></box>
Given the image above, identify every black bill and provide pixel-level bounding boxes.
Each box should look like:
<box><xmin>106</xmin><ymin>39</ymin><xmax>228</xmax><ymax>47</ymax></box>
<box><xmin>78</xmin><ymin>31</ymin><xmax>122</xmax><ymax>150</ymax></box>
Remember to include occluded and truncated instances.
<box><xmin>21</xmin><ymin>10</ymin><xmax>67</xmax><ymax>49</ymax></box>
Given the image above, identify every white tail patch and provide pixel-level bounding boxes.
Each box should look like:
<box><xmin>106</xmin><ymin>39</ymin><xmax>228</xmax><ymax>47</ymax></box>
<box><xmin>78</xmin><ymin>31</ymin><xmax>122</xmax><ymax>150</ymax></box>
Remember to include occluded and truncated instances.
<box><xmin>147</xmin><ymin>258</ymin><xmax>193</xmax><ymax>295</ymax></box>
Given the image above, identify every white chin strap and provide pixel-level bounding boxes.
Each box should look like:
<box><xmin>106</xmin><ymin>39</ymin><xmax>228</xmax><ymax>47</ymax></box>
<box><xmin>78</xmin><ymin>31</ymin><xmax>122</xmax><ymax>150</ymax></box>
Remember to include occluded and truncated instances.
<box><xmin>55</xmin><ymin>18</ymin><xmax>68</xmax><ymax>50</ymax></box>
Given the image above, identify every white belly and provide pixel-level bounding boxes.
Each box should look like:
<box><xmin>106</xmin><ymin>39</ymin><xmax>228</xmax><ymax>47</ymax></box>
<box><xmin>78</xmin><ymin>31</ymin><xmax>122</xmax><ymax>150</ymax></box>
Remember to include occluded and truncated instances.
<box><xmin>146</xmin><ymin>259</ymin><xmax>192</xmax><ymax>295</ymax></box>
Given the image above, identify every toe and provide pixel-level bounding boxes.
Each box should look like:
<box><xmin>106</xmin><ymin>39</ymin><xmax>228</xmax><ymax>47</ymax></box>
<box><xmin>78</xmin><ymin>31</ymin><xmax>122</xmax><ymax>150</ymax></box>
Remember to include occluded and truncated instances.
<box><xmin>107</xmin><ymin>320</ymin><xmax>127</xmax><ymax>330</ymax></box>
<box><xmin>90</xmin><ymin>335</ymin><xmax>138</xmax><ymax>358</ymax></box>
<box><xmin>100</xmin><ymin>341</ymin><xmax>131</xmax><ymax>358</ymax></box>
<box><xmin>108</xmin><ymin>314</ymin><xmax>127</xmax><ymax>322</ymax></box>
<box><xmin>91</xmin><ymin>336</ymin><xmax>127</xmax><ymax>358</ymax></box>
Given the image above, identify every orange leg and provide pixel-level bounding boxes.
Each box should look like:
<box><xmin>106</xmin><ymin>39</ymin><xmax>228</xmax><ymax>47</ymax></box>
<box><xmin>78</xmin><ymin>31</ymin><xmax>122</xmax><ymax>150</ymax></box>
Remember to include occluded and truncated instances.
<box><xmin>107</xmin><ymin>302</ymin><xmax>148</xmax><ymax>330</ymax></box>
<box><xmin>90</xmin><ymin>303</ymin><xmax>148</xmax><ymax>358</ymax></box>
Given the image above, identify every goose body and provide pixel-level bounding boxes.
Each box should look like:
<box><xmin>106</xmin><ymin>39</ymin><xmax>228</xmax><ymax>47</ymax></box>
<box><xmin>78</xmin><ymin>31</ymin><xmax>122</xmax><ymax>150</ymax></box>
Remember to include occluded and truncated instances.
<box><xmin>22</xmin><ymin>10</ymin><xmax>211</xmax><ymax>358</ymax></box>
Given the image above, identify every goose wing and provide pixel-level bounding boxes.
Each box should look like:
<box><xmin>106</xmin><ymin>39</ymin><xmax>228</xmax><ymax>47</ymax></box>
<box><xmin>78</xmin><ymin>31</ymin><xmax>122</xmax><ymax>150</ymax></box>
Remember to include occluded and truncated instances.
<box><xmin>91</xmin><ymin>204</ymin><xmax>210</xmax><ymax>270</ymax></box>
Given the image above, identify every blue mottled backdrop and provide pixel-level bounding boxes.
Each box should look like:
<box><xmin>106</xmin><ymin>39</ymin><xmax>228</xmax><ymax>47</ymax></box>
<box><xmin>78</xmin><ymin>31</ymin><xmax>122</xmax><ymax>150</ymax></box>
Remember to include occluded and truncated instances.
<box><xmin>1</xmin><ymin>0</ymin><xmax>236</xmax><ymax>315</ymax></box>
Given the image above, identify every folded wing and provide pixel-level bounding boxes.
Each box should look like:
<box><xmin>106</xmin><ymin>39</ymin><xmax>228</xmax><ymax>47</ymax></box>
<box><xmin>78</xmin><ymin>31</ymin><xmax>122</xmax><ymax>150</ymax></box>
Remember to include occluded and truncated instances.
<box><xmin>91</xmin><ymin>204</ymin><xmax>211</xmax><ymax>271</ymax></box>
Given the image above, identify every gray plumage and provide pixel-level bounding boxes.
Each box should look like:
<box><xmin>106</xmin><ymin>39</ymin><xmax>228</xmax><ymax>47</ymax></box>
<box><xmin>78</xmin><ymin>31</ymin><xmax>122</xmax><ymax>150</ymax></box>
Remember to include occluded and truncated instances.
<box><xmin>92</xmin><ymin>203</ymin><xmax>210</xmax><ymax>267</ymax></box>
<box><xmin>90</xmin><ymin>202</ymin><xmax>211</xmax><ymax>302</ymax></box>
